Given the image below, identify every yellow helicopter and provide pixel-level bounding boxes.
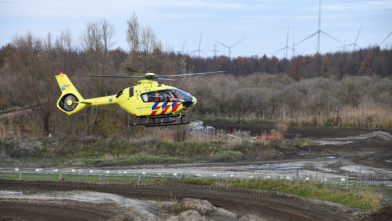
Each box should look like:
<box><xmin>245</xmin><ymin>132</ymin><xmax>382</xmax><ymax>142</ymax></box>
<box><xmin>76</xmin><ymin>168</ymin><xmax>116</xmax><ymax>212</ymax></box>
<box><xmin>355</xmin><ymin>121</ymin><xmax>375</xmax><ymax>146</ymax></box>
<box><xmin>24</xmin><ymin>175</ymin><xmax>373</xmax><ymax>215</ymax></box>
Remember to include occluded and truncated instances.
<box><xmin>55</xmin><ymin>67</ymin><xmax>222</xmax><ymax>127</ymax></box>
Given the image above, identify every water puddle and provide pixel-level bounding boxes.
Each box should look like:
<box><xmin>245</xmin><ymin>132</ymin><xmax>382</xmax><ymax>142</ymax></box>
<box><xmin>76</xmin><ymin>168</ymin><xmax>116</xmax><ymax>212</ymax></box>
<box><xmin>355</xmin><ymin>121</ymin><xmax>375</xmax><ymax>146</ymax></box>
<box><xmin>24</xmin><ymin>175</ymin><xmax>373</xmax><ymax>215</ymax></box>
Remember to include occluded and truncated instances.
<box><xmin>247</xmin><ymin>163</ymin><xmax>291</xmax><ymax>168</ymax></box>
<box><xmin>314</xmin><ymin>141</ymin><xmax>353</xmax><ymax>145</ymax></box>
<box><xmin>341</xmin><ymin>166</ymin><xmax>374</xmax><ymax>173</ymax></box>
<box><xmin>325</xmin><ymin>156</ymin><xmax>336</xmax><ymax>159</ymax></box>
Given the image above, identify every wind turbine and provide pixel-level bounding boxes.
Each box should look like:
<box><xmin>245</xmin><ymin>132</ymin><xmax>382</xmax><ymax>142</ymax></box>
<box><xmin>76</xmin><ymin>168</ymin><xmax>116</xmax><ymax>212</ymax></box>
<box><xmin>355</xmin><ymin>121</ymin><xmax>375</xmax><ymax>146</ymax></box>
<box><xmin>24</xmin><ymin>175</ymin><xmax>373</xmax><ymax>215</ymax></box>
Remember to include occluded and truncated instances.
<box><xmin>272</xmin><ymin>27</ymin><xmax>298</xmax><ymax>58</ymax></box>
<box><xmin>214</xmin><ymin>38</ymin><xmax>245</xmax><ymax>59</ymax></box>
<box><xmin>296</xmin><ymin>0</ymin><xmax>344</xmax><ymax>53</ymax></box>
<box><xmin>181</xmin><ymin>36</ymin><xmax>188</xmax><ymax>53</ymax></box>
<box><xmin>380</xmin><ymin>31</ymin><xmax>392</xmax><ymax>46</ymax></box>
<box><xmin>190</xmin><ymin>33</ymin><xmax>207</xmax><ymax>57</ymax></box>
<box><xmin>338</xmin><ymin>22</ymin><xmax>363</xmax><ymax>51</ymax></box>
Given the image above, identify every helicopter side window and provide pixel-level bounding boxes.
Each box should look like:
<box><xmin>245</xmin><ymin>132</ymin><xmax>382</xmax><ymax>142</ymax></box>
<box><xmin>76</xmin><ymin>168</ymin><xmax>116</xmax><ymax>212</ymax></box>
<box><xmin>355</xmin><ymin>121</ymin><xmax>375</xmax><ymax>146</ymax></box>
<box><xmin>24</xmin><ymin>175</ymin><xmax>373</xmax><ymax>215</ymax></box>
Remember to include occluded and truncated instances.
<box><xmin>116</xmin><ymin>89</ymin><xmax>124</xmax><ymax>98</ymax></box>
<box><xmin>172</xmin><ymin>89</ymin><xmax>193</xmax><ymax>102</ymax></box>
<box><xmin>141</xmin><ymin>90</ymin><xmax>179</xmax><ymax>102</ymax></box>
<box><xmin>141</xmin><ymin>94</ymin><xmax>149</xmax><ymax>102</ymax></box>
<box><xmin>162</xmin><ymin>90</ymin><xmax>177</xmax><ymax>102</ymax></box>
<box><xmin>151</xmin><ymin>91</ymin><xmax>164</xmax><ymax>102</ymax></box>
<box><xmin>141</xmin><ymin>91</ymin><xmax>156</xmax><ymax>102</ymax></box>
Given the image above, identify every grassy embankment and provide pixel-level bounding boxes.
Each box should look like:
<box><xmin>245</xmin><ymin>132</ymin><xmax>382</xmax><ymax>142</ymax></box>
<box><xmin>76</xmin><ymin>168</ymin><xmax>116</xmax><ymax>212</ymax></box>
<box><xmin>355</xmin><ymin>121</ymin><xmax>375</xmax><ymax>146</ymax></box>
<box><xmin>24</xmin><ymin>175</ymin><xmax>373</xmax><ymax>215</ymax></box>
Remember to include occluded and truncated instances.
<box><xmin>0</xmin><ymin>136</ymin><xmax>268</xmax><ymax>168</ymax></box>
<box><xmin>178</xmin><ymin>177</ymin><xmax>384</xmax><ymax>212</ymax></box>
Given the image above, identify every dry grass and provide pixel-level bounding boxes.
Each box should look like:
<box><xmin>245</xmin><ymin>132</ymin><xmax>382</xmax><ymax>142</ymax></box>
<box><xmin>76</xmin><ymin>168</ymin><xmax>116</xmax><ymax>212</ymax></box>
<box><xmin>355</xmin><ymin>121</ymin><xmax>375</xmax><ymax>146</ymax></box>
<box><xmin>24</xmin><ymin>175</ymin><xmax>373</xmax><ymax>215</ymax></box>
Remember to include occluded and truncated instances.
<box><xmin>206</xmin><ymin>101</ymin><xmax>392</xmax><ymax>129</ymax></box>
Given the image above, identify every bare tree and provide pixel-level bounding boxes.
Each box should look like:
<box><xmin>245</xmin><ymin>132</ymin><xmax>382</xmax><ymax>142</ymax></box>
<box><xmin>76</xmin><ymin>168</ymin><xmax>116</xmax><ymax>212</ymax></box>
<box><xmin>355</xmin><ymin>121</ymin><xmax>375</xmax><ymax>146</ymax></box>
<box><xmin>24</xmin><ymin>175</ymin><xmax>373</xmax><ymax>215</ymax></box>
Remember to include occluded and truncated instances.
<box><xmin>55</xmin><ymin>29</ymin><xmax>74</xmax><ymax>73</ymax></box>
<box><xmin>79</xmin><ymin>18</ymin><xmax>116</xmax><ymax>134</ymax></box>
<box><xmin>141</xmin><ymin>26</ymin><xmax>158</xmax><ymax>54</ymax></box>
<box><xmin>126</xmin><ymin>12</ymin><xmax>140</xmax><ymax>52</ymax></box>
<box><xmin>2</xmin><ymin>32</ymin><xmax>58</xmax><ymax>136</ymax></box>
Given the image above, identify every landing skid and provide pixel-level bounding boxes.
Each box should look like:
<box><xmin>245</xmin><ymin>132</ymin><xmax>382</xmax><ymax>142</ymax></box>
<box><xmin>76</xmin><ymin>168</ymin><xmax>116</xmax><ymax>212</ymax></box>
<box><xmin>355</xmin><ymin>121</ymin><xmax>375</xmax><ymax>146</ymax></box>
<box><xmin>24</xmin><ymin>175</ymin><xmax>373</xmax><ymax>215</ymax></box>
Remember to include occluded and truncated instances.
<box><xmin>130</xmin><ymin>114</ymin><xmax>190</xmax><ymax>127</ymax></box>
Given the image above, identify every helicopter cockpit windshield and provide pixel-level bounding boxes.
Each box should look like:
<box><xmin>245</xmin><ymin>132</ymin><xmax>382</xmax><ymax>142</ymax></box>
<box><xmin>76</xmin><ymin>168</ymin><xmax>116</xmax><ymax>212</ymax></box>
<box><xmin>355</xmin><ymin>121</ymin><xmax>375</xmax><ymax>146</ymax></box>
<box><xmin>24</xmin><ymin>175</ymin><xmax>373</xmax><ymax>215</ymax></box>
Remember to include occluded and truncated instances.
<box><xmin>141</xmin><ymin>89</ymin><xmax>193</xmax><ymax>103</ymax></box>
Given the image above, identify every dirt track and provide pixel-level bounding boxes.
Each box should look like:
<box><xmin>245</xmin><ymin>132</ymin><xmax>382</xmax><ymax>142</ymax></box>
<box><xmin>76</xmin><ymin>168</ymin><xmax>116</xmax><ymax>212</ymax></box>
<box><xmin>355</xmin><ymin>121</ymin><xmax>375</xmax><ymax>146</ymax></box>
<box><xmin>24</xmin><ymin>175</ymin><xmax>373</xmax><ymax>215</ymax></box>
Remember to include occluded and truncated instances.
<box><xmin>0</xmin><ymin>179</ymin><xmax>372</xmax><ymax>221</ymax></box>
<box><xmin>1</xmin><ymin>122</ymin><xmax>392</xmax><ymax>220</ymax></box>
<box><xmin>204</xmin><ymin>122</ymin><xmax>392</xmax><ymax>139</ymax></box>
<box><xmin>205</xmin><ymin>123</ymin><xmax>392</xmax><ymax>169</ymax></box>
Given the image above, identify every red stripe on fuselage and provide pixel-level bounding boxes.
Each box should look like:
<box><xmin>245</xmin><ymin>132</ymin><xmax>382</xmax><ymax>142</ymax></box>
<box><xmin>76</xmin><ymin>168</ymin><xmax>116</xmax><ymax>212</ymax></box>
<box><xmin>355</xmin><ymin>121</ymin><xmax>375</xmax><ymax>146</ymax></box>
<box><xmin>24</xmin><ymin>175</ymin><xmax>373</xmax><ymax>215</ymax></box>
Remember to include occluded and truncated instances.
<box><xmin>171</xmin><ymin>103</ymin><xmax>181</xmax><ymax>113</ymax></box>
<box><xmin>160</xmin><ymin>105</ymin><xmax>170</xmax><ymax>115</ymax></box>
<box><xmin>151</xmin><ymin>106</ymin><xmax>161</xmax><ymax>115</ymax></box>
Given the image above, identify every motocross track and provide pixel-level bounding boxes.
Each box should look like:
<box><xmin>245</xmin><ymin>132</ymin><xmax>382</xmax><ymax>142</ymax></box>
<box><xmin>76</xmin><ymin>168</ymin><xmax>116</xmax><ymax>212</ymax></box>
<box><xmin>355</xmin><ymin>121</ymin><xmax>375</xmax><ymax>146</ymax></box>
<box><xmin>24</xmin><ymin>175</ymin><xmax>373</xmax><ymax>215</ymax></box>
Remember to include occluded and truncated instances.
<box><xmin>1</xmin><ymin>122</ymin><xmax>392</xmax><ymax>220</ymax></box>
<box><xmin>205</xmin><ymin>123</ymin><xmax>392</xmax><ymax>169</ymax></box>
<box><xmin>0</xmin><ymin>180</ymin><xmax>375</xmax><ymax>221</ymax></box>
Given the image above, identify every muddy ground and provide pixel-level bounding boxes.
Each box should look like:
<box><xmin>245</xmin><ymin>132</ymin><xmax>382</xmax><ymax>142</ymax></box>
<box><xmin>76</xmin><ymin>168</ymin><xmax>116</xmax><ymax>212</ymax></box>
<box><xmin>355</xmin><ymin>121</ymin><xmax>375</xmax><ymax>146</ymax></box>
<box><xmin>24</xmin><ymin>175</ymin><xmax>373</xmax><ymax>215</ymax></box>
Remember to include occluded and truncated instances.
<box><xmin>1</xmin><ymin>123</ymin><xmax>392</xmax><ymax>220</ymax></box>
<box><xmin>0</xmin><ymin>180</ymin><xmax>380</xmax><ymax>221</ymax></box>
<box><xmin>205</xmin><ymin>123</ymin><xmax>392</xmax><ymax>169</ymax></box>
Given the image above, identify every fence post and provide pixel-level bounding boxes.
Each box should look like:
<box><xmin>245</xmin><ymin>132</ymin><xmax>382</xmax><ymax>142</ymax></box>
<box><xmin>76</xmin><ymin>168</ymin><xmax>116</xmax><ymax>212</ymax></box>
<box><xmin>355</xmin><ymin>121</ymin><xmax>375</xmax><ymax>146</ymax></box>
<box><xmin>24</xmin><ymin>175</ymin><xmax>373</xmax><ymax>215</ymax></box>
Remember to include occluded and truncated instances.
<box><xmin>19</xmin><ymin>170</ymin><xmax>22</xmax><ymax>180</ymax></box>
<box><xmin>99</xmin><ymin>173</ymin><xmax>101</xmax><ymax>181</ymax></box>
<box><xmin>346</xmin><ymin>173</ymin><xmax>348</xmax><ymax>190</ymax></box>
<box><xmin>59</xmin><ymin>170</ymin><xmax>62</xmax><ymax>181</ymax></box>
<box><xmin>357</xmin><ymin>166</ymin><xmax>361</xmax><ymax>190</ymax></box>
<box><xmin>138</xmin><ymin>174</ymin><xmax>141</xmax><ymax>182</ymax></box>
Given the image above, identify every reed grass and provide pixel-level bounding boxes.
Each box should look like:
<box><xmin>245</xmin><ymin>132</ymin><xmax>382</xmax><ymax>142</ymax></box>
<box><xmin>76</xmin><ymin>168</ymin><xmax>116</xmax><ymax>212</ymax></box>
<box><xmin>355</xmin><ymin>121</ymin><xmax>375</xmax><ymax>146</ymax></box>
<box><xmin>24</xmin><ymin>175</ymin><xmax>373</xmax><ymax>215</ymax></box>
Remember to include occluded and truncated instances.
<box><xmin>203</xmin><ymin>102</ymin><xmax>392</xmax><ymax>129</ymax></box>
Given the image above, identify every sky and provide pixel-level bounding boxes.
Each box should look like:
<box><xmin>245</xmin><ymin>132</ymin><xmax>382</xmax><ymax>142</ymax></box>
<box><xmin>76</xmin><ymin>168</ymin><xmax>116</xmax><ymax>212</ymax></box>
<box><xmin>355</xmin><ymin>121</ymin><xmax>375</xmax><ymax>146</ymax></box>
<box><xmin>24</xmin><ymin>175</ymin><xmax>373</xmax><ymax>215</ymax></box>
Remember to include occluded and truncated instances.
<box><xmin>1</xmin><ymin>0</ymin><xmax>392</xmax><ymax>59</ymax></box>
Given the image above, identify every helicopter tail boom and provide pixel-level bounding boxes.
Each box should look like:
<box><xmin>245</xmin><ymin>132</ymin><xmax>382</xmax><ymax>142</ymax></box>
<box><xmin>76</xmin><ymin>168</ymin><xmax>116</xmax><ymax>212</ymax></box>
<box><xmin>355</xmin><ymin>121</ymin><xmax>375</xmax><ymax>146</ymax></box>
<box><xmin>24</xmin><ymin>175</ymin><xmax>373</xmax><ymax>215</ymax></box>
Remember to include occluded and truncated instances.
<box><xmin>56</xmin><ymin>73</ymin><xmax>120</xmax><ymax>115</ymax></box>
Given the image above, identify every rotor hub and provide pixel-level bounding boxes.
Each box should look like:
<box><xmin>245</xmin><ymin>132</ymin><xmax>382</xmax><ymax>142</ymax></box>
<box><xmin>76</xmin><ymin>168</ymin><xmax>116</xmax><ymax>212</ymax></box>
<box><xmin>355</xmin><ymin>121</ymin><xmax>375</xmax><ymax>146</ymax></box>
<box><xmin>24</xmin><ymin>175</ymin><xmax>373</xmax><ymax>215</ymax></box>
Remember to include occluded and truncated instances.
<box><xmin>67</xmin><ymin>100</ymin><xmax>73</xmax><ymax>106</ymax></box>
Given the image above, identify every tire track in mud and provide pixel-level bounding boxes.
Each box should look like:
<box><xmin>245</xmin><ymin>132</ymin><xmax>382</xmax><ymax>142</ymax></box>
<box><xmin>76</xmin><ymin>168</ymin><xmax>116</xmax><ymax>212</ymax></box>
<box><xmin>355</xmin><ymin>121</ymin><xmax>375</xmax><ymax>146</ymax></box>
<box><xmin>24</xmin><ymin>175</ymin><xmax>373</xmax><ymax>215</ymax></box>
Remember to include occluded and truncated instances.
<box><xmin>0</xmin><ymin>179</ymin><xmax>369</xmax><ymax>221</ymax></box>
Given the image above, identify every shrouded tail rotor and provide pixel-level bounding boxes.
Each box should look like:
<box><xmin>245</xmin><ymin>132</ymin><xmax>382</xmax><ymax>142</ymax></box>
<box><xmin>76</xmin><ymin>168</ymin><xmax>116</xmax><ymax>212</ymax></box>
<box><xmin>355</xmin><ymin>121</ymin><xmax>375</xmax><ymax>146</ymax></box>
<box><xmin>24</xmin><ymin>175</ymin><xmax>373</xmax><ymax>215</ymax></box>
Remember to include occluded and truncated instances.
<box><xmin>59</xmin><ymin>94</ymin><xmax>78</xmax><ymax>111</ymax></box>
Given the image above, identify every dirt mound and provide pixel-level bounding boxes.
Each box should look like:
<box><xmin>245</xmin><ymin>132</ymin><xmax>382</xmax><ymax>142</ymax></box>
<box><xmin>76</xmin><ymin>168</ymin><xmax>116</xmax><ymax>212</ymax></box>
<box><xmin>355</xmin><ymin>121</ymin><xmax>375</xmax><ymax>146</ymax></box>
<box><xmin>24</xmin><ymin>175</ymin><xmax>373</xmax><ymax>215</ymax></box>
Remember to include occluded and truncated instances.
<box><xmin>107</xmin><ymin>215</ymin><xmax>131</xmax><ymax>221</ymax></box>
<box><xmin>1</xmin><ymin>180</ymin><xmax>373</xmax><ymax>221</ymax></box>
<box><xmin>368</xmin><ymin>205</ymin><xmax>392</xmax><ymax>221</ymax></box>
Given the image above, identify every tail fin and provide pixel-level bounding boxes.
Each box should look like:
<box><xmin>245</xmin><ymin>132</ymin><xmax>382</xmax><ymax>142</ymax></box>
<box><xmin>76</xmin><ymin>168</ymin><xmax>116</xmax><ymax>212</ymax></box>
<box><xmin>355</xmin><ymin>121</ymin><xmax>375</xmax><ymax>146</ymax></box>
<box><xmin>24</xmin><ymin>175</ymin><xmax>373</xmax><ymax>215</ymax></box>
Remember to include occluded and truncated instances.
<box><xmin>55</xmin><ymin>73</ymin><xmax>86</xmax><ymax>115</ymax></box>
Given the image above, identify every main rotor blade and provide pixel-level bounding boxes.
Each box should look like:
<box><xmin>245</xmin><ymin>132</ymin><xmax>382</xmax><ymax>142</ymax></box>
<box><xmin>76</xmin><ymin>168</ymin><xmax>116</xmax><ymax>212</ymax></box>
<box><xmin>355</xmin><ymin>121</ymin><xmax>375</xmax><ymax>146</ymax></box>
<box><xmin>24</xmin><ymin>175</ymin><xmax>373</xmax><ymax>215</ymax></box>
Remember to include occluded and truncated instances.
<box><xmin>157</xmin><ymin>71</ymin><xmax>225</xmax><ymax>78</ymax></box>
<box><xmin>214</xmin><ymin>39</ymin><xmax>229</xmax><ymax>49</ymax></box>
<box><xmin>380</xmin><ymin>31</ymin><xmax>392</xmax><ymax>46</ymax></box>
<box><xmin>78</xmin><ymin>74</ymin><xmax>144</xmax><ymax>78</ymax></box>
<box><xmin>272</xmin><ymin>46</ymin><xmax>286</xmax><ymax>54</ymax></box>
<box><xmin>320</xmin><ymin>30</ymin><xmax>344</xmax><ymax>45</ymax></box>
<box><xmin>230</xmin><ymin>38</ymin><xmax>245</xmax><ymax>48</ymax></box>
<box><xmin>123</xmin><ymin>66</ymin><xmax>146</xmax><ymax>76</ymax></box>
<box><xmin>296</xmin><ymin>32</ymin><xmax>318</xmax><ymax>46</ymax></box>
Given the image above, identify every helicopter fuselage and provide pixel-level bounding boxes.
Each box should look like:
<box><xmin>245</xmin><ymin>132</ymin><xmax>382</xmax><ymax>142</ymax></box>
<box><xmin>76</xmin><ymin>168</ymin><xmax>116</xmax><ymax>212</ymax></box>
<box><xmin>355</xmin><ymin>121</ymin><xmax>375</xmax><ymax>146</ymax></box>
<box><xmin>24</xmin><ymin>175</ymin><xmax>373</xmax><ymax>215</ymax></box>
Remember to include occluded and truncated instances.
<box><xmin>111</xmin><ymin>79</ymin><xmax>197</xmax><ymax>117</ymax></box>
<box><xmin>55</xmin><ymin>74</ymin><xmax>197</xmax><ymax>117</ymax></box>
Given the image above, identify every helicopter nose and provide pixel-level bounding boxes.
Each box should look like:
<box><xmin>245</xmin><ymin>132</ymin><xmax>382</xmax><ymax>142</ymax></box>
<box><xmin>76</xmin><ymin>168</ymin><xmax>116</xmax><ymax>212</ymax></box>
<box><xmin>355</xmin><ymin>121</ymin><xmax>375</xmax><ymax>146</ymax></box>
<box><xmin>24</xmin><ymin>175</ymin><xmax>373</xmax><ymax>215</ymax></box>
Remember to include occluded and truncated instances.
<box><xmin>191</xmin><ymin>97</ymin><xmax>197</xmax><ymax>108</ymax></box>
